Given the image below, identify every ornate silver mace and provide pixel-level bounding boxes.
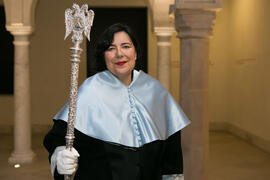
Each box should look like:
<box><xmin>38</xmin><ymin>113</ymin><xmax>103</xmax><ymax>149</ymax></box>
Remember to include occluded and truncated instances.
<box><xmin>64</xmin><ymin>3</ymin><xmax>94</xmax><ymax>180</ymax></box>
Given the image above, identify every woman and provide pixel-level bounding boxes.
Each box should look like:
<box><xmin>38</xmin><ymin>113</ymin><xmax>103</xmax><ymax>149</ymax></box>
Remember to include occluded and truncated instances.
<box><xmin>44</xmin><ymin>23</ymin><xmax>190</xmax><ymax>180</ymax></box>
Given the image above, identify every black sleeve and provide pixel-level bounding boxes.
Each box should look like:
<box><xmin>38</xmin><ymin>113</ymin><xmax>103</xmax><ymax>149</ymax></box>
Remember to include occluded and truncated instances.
<box><xmin>43</xmin><ymin>120</ymin><xmax>68</xmax><ymax>180</ymax></box>
<box><xmin>43</xmin><ymin>120</ymin><xmax>113</xmax><ymax>180</ymax></box>
<box><xmin>43</xmin><ymin>120</ymin><xmax>67</xmax><ymax>159</ymax></box>
<box><xmin>161</xmin><ymin>131</ymin><xmax>183</xmax><ymax>175</ymax></box>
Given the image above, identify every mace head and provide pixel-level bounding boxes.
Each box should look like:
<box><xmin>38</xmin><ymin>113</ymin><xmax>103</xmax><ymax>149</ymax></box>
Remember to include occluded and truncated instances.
<box><xmin>64</xmin><ymin>3</ymin><xmax>95</xmax><ymax>43</ymax></box>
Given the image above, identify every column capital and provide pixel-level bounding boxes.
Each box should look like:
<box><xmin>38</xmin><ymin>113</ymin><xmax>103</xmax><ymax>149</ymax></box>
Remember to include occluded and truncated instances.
<box><xmin>174</xmin><ymin>9</ymin><xmax>217</xmax><ymax>38</ymax></box>
<box><xmin>174</xmin><ymin>0</ymin><xmax>222</xmax><ymax>10</ymax></box>
<box><xmin>6</xmin><ymin>24</ymin><xmax>33</xmax><ymax>36</ymax></box>
<box><xmin>154</xmin><ymin>26</ymin><xmax>175</xmax><ymax>37</ymax></box>
<box><xmin>3</xmin><ymin>0</ymin><xmax>38</xmax><ymax>30</ymax></box>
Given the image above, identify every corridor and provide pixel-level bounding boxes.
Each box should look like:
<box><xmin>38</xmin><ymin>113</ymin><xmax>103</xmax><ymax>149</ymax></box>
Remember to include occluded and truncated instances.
<box><xmin>0</xmin><ymin>132</ymin><xmax>269</xmax><ymax>180</ymax></box>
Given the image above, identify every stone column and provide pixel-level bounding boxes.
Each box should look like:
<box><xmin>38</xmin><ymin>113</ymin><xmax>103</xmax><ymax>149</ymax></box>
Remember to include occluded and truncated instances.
<box><xmin>7</xmin><ymin>25</ymin><xmax>35</xmax><ymax>164</ymax></box>
<box><xmin>155</xmin><ymin>27</ymin><xmax>175</xmax><ymax>90</ymax></box>
<box><xmin>174</xmin><ymin>9</ymin><xmax>218</xmax><ymax>180</ymax></box>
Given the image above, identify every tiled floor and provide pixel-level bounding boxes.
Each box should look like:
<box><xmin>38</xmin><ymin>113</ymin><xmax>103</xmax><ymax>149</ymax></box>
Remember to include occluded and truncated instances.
<box><xmin>0</xmin><ymin>133</ymin><xmax>51</xmax><ymax>180</ymax></box>
<box><xmin>209</xmin><ymin>132</ymin><xmax>270</xmax><ymax>180</ymax></box>
<box><xmin>0</xmin><ymin>132</ymin><xmax>269</xmax><ymax>180</ymax></box>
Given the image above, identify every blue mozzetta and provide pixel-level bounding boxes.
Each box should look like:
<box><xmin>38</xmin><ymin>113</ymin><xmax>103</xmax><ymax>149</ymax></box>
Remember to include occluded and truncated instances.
<box><xmin>54</xmin><ymin>70</ymin><xmax>190</xmax><ymax>147</ymax></box>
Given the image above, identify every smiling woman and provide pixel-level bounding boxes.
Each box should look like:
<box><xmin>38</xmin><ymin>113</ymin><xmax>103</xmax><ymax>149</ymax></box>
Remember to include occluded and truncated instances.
<box><xmin>104</xmin><ymin>30</ymin><xmax>137</xmax><ymax>85</ymax></box>
<box><xmin>86</xmin><ymin>8</ymin><xmax>147</xmax><ymax>77</ymax></box>
<box><xmin>93</xmin><ymin>23</ymin><xmax>141</xmax><ymax>86</ymax></box>
<box><xmin>44</xmin><ymin>23</ymin><xmax>190</xmax><ymax>180</ymax></box>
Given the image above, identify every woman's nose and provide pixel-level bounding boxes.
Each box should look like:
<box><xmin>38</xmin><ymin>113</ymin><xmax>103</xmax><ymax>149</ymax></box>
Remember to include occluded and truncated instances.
<box><xmin>115</xmin><ymin>47</ymin><xmax>123</xmax><ymax>57</ymax></box>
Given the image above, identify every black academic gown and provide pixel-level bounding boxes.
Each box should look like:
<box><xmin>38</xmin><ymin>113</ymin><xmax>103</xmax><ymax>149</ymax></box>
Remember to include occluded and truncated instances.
<box><xmin>43</xmin><ymin>120</ymin><xmax>183</xmax><ymax>180</ymax></box>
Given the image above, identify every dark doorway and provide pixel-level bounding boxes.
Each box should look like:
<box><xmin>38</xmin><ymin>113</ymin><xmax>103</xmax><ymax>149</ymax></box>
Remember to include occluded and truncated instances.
<box><xmin>86</xmin><ymin>8</ymin><xmax>147</xmax><ymax>77</ymax></box>
<box><xmin>0</xmin><ymin>6</ymin><xmax>14</xmax><ymax>94</ymax></box>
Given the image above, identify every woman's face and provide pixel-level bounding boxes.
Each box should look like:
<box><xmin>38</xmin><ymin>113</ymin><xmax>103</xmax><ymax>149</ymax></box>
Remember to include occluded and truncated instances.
<box><xmin>104</xmin><ymin>31</ymin><xmax>137</xmax><ymax>85</ymax></box>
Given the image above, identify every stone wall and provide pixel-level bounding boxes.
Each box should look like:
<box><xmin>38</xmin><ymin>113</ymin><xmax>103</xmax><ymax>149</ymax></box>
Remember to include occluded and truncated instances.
<box><xmin>209</xmin><ymin>0</ymin><xmax>270</xmax><ymax>146</ymax></box>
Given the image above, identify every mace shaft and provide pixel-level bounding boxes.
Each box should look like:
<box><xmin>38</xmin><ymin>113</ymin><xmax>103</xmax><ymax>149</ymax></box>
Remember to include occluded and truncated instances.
<box><xmin>65</xmin><ymin>45</ymin><xmax>82</xmax><ymax>180</ymax></box>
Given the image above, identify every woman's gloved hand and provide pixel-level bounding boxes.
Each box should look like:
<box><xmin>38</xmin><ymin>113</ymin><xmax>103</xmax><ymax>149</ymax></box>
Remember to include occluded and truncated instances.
<box><xmin>52</xmin><ymin>146</ymin><xmax>80</xmax><ymax>175</ymax></box>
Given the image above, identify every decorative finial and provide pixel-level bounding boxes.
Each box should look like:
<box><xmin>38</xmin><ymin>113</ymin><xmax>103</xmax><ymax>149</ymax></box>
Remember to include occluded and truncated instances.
<box><xmin>64</xmin><ymin>3</ymin><xmax>95</xmax><ymax>43</ymax></box>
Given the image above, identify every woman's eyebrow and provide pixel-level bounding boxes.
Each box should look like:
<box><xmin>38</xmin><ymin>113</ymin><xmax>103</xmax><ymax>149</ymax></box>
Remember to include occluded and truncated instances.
<box><xmin>121</xmin><ymin>42</ymin><xmax>132</xmax><ymax>45</ymax></box>
<box><xmin>110</xmin><ymin>42</ymin><xmax>132</xmax><ymax>46</ymax></box>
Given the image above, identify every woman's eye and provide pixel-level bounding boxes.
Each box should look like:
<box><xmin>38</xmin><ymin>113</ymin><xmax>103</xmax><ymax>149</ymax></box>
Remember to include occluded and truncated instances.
<box><xmin>122</xmin><ymin>45</ymin><xmax>130</xmax><ymax>49</ymax></box>
<box><xmin>107</xmin><ymin>47</ymin><xmax>115</xmax><ymax>51</ymax></box>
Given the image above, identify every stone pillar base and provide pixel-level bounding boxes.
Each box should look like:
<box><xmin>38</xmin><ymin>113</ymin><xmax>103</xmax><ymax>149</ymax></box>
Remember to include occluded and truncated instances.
<box><xmin>8</xmin><ymin>151</ymin><xmax>35</xmax><ymax>164</ymax></box>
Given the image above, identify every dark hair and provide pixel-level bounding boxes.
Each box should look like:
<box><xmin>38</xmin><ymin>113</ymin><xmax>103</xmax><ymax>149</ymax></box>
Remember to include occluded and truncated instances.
<box><xmin>94</xmin><ymin>23</ymin><xmax>141</xmax><ymax>72</ymax></box>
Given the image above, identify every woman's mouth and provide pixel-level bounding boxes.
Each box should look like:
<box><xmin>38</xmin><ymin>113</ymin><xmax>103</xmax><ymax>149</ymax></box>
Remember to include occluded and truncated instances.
<box><xmin>116</xmin><ymin>61</ymin><xmax>127</xmax><ymax>66</ymax></box>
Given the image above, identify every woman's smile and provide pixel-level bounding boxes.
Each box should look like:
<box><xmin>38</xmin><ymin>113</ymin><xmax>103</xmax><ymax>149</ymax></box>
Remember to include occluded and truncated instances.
<box><xmin>116</xmin><ymin>61</ymin><xmax>127</xmax><ymax>66</ymax></box>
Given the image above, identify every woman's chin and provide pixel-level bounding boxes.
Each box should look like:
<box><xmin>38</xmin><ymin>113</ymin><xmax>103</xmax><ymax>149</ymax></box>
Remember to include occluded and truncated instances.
<box><xmin>113</xmin><ymin>71</ymin><xmax>132</xmax><ymax>80</ymax></box>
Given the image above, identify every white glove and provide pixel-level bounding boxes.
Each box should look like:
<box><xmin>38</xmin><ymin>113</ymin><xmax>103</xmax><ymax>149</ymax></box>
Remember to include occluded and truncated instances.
<box><xmin>50</xmin><ymin>146</ymin><xmax>80</xmax><ymax>176</ymax></box>
<box><xmin>56</xmin><ymin>147</ymin><xmax>80</xmax><ymax>175</ymax></box>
